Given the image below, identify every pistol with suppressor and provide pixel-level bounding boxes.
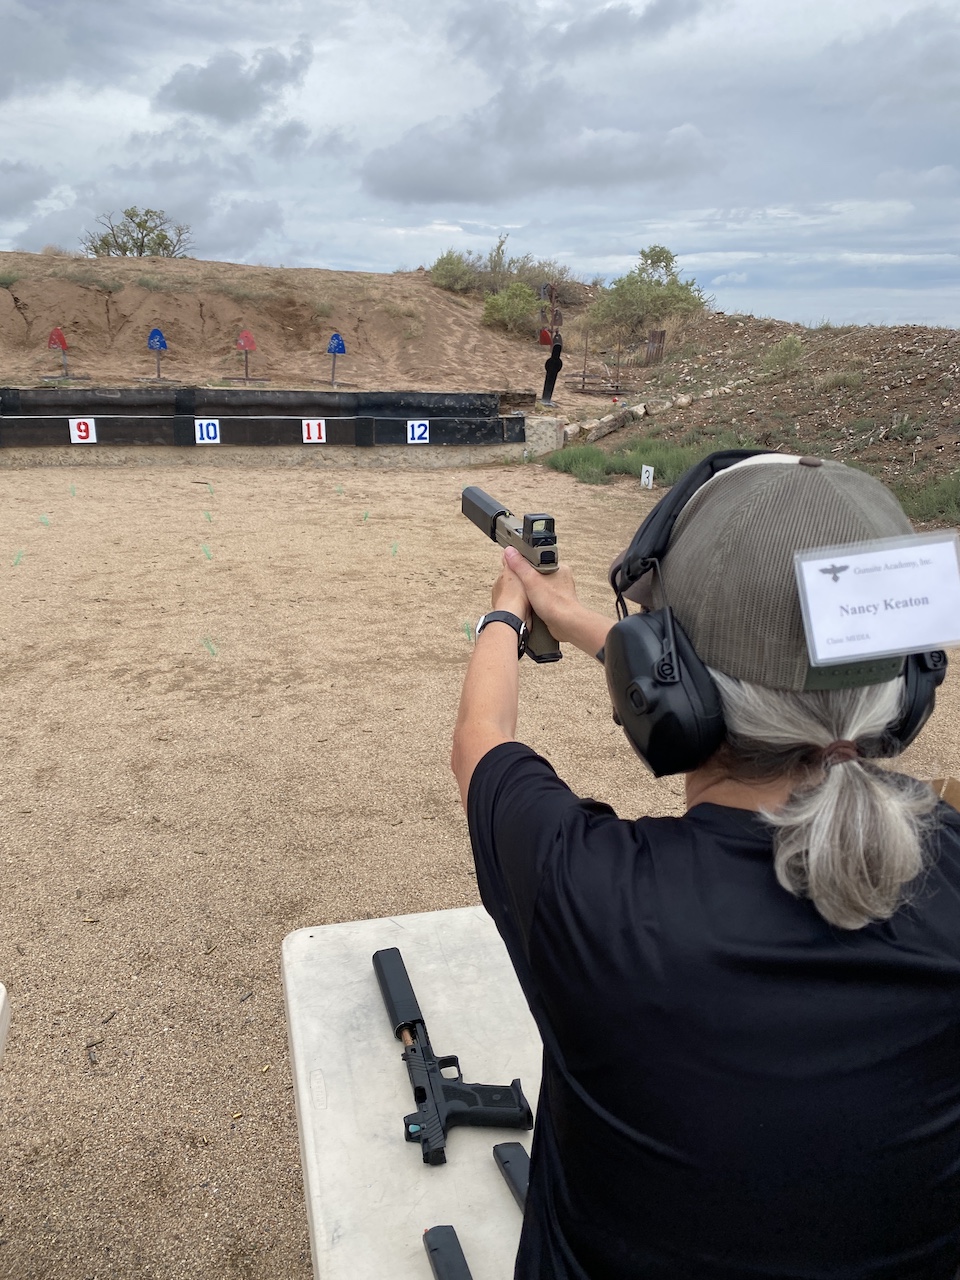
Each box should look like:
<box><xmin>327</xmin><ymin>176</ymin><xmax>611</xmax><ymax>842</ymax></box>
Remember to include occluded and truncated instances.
<box><xmin>461</xmin><ymin>486</ymin><xmax>562</xmax><ymax>663</ymax></box>
<box><xmin>372</xmin><ymin>947</ymin><xmax>533</xmax><ymax>1165</ymax></box>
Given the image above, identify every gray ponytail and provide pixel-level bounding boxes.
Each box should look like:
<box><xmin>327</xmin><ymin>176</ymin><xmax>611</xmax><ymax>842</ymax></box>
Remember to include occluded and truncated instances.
<box><xmin>709</xmin><ymin>670</ymin><xmax>938</xmax><ymax>930</ymax></box>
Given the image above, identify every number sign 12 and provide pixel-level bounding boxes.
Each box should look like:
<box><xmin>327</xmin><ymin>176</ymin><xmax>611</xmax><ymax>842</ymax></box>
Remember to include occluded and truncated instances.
<box><xmin>195</xmin><ymin>419</ymin><xmax>221</xmax><ymax>445</ymax></box>
<box><xmin>407</xmin><ymin>420</ymin><xmax>430</xmax><ymax>444</ymax></box>
<box><xmin>302</xmin><ymin>419</ymin><xmax>327</xmax><ymax>443</ymax></box>
<box><xmin>69</xmin><ymin>418</ymin><xmax>97</xmax><ymax>445</ymax></box>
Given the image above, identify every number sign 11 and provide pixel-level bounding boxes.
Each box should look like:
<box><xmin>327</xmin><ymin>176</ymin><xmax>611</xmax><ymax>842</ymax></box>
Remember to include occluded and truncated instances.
<box><xmin>407</xmin><ymin>420</ymin><xmax>430</xmax><ymax>444</ymax></box>
<box><xmin>195</xmin><ymin>419</ymin><xmax>221</xmax><ymax>445</ymax></box>
<box><xmin>69</xmin><ymin>418</ymin><xmax>97</xmax><ymax>444</ymax></box>
<box><xmin>302</xmin><ymin>419</ymin><xmax>327</xmax><ymax>443</ymax></box>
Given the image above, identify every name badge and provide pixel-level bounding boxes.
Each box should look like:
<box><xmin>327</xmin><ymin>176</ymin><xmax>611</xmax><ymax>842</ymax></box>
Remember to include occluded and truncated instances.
<box><xmin>794</xmin><ymin>530</ymin><xmax>960</xmax><ymax>665</ymax></box>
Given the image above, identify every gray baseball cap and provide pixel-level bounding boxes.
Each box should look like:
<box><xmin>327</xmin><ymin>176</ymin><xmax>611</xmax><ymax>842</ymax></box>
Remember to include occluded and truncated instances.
<box><xmin>621</xmin><ymin>454</ymin><xmax>915</xmax><ymax>691</ymax></box>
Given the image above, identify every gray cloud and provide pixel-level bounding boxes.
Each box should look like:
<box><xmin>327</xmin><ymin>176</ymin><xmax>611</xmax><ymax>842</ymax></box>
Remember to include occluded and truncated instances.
<box><xmin>260</xmin><ymin>119</ymin><xmax>312</xmax><ymax>159</ymax></box>
<box><xmin>0</xmin><ymin>2</ymin><xmax>332</xmax><ymax>101</ymax></box>
<box><xmin>155</xmin><ymin>38</ymin><xmax>313</xmax><ymax>124</ymax></box>
<box><xmin>195</xmin><ymin>198</ymin><xmax>285</xmax><ymax>259</ymax></box>
<box><xmin>442</xmin><ymin>0</ymin><xmax>718</xmax><ymax>70</ymax></box>
<box><xmin>361</xmin><ymin>80</ymin><xmax>712</xmax><ymax>203</ymax></box>
<box><xmin>0</xmin><ymin>160</ymin><xmax>54</xmax><ymax>217</ymax></box>
<box><xmin>544</xmin><ymin>0</ymin><xmax>719</xmax><ymax>54</ymax></box>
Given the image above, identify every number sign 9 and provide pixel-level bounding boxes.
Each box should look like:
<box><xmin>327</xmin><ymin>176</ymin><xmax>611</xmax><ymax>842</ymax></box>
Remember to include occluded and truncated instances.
<box><xmin>195</xmin><ymin>419</ymin><xmax>221</xmax><ymax>445</ymax></box>
<box><xmin>69</xmin><ymin>417</ymin><xmax>97</xmax><ymax>445</ymax></box>
<box><xmin>302</xmin><ymin>419</ymin><xmax>327</xmax><ymax>443</ymax></box>
<box><xmin>406</xmin><ymin>420</ymin><xmax>430</xmax><ymax>444</ymax></box>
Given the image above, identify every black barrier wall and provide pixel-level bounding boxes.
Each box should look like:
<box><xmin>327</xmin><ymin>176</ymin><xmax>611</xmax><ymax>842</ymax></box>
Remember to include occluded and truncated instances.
<box><xmin>0</xmin><ymin>387</ymin><xmax>526</xmax><ymax>449</ymax></box>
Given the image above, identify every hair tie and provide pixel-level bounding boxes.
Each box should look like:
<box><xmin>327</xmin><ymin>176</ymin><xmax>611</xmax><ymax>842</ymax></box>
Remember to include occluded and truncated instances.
<box><xmin>822</xmin><ymin>740</ymin><xmax>860</xmax><ymax>768</ymax></box>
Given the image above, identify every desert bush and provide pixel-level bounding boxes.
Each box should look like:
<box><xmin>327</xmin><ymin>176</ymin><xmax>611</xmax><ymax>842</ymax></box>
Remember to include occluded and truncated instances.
<box><xmin>429</xmin><ymin>235</ymin><xmax>587</xmax><ymax>304</ymax></box>
<box><xmin>482</xmin><ymin>282</ymin><xmax>539</xmax><ymax>335</ymax></box>
<box><xmin>760</xmin><ymin>334</ymin><xmax>803</xmax><ymax>377</ymax></box>
<box><xmin>0</xmin><ymin>272</ymin><xmax>21</xmax><ymax>288</ymax></box>
<box><xmin>815</xmin><ymin>369</ymin><xmax>864</xmax><ymax>393</ymax></box>
<box><xmin>429</xmin><ymin>248</ymin><xmax>483</xmax><ymax>294</ymax></box>
<box><xmin>586</xmin><ymin>246</ymin><xmax>707</xmax><ymax>344</ymax></box>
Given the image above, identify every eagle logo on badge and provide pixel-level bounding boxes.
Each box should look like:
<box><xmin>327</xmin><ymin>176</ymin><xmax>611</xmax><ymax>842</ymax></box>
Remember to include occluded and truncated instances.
<box><xmin>819</xmin><ymin>564</ymin><xmax>850</xmax><ymax>583</ymax></box>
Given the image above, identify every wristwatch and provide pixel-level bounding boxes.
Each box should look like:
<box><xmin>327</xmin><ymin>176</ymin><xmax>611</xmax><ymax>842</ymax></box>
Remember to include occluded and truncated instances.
<box><xmin>475</xmin><ymin>610</ymin><xmax>528</xmax><ymax>659</ymax></box>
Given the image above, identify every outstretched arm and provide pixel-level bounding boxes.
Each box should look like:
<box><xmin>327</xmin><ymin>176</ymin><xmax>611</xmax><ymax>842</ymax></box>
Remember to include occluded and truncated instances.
<box><xmin>451</xmin><ymin>549</ymin><xmax>615</xmax><ymax>808</ymax></box>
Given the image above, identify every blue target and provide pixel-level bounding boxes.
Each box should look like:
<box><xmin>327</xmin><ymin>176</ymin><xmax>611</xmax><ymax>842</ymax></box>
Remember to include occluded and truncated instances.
<box><xmin>327</xmin><ymin>332</ymin><xmax>346</xmax><ymax>355</ymax></box>
<box><xmin>148</xmin><ymin>328</ymin><xmax>168</xmax><ymax>351</ymax></box>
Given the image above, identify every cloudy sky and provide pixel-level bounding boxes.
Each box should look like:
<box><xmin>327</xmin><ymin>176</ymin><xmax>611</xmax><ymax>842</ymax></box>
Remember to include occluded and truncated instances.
<box><xmin>2</xmin><ymin>0</ymin><xmax>958</xmax><ymax>326</ymax></box>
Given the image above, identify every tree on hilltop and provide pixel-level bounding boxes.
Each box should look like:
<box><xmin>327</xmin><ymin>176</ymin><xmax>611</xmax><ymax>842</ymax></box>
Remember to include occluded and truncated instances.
<box><xmin>80</xmin><ymin>207</ymin><xmax>193</xmax><ymax>258</ymax></box>
<box><xmin>588</xmin><ymin>245</ymin><xmax>707</xmax><ymax>342</ymax></box>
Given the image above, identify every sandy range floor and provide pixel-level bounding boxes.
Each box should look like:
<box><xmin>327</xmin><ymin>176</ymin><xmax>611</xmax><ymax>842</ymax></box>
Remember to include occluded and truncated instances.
<box><xmin>0</xmin><ymin>460</ymin><xmax>958</xmax><ymax>1280</ymax></box>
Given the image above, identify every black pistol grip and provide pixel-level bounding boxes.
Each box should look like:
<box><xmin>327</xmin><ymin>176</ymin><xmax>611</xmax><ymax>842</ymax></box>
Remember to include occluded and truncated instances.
<box><xmin>444</xmin><ymin>1077</ymin><xmax>534</xmax><ymax>1132</ymax></box>
<box><xmin>372</xmin><ymin>947</ymin><xmax>423</xmax><ymax>1036</ymax></box>
<box><xmin>526</xmin><ymin>612</ymin><xmax>562</xmax><ymax>663</ymax></box>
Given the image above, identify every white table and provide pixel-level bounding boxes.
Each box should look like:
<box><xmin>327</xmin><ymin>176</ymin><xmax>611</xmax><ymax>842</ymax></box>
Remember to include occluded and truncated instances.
<box><xmin>281</xmin><ymin>907</ymin><xmax>543</xmax><ymax>1279</ymax></box>
<box><xmin>0</xmin><ymin>983</ymin><xmax>9</xmax><ymax>1065</ymax></box>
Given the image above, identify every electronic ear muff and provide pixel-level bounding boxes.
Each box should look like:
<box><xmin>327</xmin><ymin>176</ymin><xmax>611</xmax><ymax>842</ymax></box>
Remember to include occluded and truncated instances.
<box><xmin>605</xmin><ymin>449</ymin><xmax>948</xmax><ymax>777</ymax></box>
<box><xmin>872</xmin><ymin>647</ymin><xmax>947</xmax><ymax>758</ymax></box>
<box><xmin>603</xmin><ymin>605</ymin><xmax>726</xmax><ymax>777</ymax></box>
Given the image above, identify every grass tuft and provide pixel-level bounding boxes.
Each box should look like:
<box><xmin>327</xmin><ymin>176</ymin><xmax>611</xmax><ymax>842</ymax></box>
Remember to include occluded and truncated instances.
<box><xmin>815</xmin><ymin>370</ymin><xmax>864</xmax><ymax>393</ymax></box>
<box><xmin>894</xmin><ymin>474</ymin><xmax>960</xmax><ymax>524</ymax></box>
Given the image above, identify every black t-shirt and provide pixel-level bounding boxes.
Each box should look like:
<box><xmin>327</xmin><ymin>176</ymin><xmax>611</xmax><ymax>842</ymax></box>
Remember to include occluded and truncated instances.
<box><xmin>467</xmin><ymin>741</ymin><xmax>960</xmax><ymax>1280</ymax></box>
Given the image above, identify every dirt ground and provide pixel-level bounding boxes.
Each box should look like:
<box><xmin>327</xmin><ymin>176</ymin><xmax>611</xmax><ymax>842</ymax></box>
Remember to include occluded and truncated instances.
<box><xmin>0</xmin><ymin>458</ymin><xmax>958</xmax><ymax>1280</ymax></box>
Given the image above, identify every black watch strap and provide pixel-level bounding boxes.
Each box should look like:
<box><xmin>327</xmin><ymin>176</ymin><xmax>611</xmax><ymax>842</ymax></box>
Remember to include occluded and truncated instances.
<box><xmin>475</xmin><ymin>610</ymin><xmax>527</xmax><ymax>659</ymax></box>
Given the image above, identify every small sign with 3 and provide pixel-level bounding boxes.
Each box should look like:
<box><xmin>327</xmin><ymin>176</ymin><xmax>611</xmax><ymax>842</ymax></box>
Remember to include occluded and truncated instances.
<box><xmin>69</xmin><ymin>418</ymin><xmax>96</xmax><ymax>444</ymax></box>
<box><xmin>302</xmin><ymin>419</ymin><xmax>326</xmax><ymax>443</ymax></box>
<box><xmin>407</xmin><ymin>420</ymin><xmax>430</xmax><ymax>444</ymax></box>
<box><xmin>195</xmin><ymin>419</ymin><xmax>221</xmax><ymax>445</ymax></box>
<box><xmin>640</xmin><ymin>465</ymin><xmax>655</xmax><ymax>490</ymax></box>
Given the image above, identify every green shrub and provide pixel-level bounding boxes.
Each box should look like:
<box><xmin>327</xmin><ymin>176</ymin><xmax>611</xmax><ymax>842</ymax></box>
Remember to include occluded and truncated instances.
<box><xmin>760</xmin><ymin>334</ymin><xmax>803</xmax><ymax>377</ymax></box>
<box><xmin>0</xmin><ymin>272</ymin><xmax>21</xmax><ymax>288</ymax></box>
<box><xmin>587</xmin><ymin>246</ymin><xmax>706</xmax><ymax>343</ymax></box>
<box><xmin>429</xmin><ymin>248</ymin><xmax>482</xmax><ymax>293</ymax></box>
<box><xmin>428</xmin><ymin>235</ymin><xmax>587</xmax><ymax>303</ymax></box>
<box><xmin>481</xmin><ymin>282</ymin><xmax>539</xmax><ymax>335</ymax></box>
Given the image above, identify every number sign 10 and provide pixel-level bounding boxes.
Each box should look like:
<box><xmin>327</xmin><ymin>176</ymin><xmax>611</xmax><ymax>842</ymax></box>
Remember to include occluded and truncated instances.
<box><xmin>69</xmin><ymin>418</ymin><xmax>97</xmax><ymax>445</ymax></box>
<box><xmin>195</xmin><ymin>419</ymin><xmax>221</xmax><ymax>445</ymax></box>
<box><xmin>302</xmin><ymin>419</ymin><xmax>327</xmax><ymax>443</ymax></box>
<box><xmin>407</xmin><ymin>420</ymin><xmax>430</xmax><ymax>444</ymax></box>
